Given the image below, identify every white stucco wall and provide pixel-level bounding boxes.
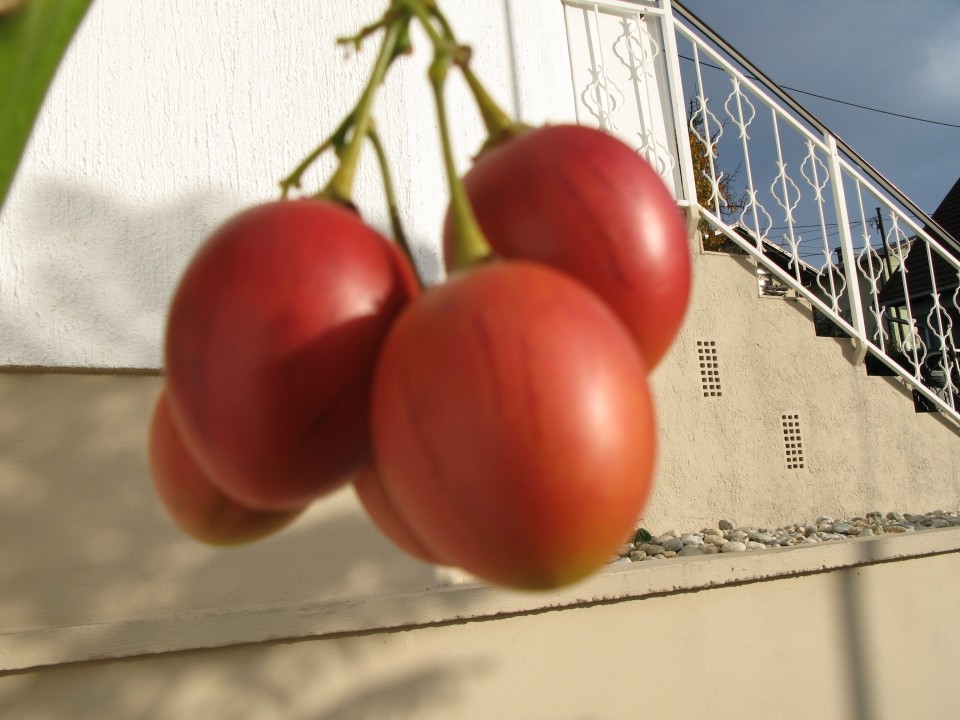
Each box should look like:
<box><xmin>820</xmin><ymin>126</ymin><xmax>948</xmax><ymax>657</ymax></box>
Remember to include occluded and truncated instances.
<box><xmin>0</xmin><ymin>0</ymin><xmax>576</xmax><ymax>368</ymax></box>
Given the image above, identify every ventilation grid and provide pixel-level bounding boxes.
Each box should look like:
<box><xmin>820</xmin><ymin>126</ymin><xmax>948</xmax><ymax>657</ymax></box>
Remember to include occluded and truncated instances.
<box><xmin>781</xmin><ymin>414</ymin><xmax>805</xmax><ymax>470</ymax></box>
<box><xmin>696</xmin><ymin>340</ymin><xmax>722</xmax><ymax>397</ymax></box>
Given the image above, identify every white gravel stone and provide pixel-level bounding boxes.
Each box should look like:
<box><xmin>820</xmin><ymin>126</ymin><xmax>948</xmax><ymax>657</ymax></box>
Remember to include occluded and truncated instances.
<box><xmin>637</xmin><ymin>543</ymin><xmax>665</xmax><ymax>556</ymax></box>
<box><xmin>663</xmin><ymin>538</ymin><xmax>685</xmax><ymax>553</ymax></box>
<box><xmin>610</xmin><ymin>509</ymin><xmax>959</xmax><ymax>566</ymax></box>
<box><xmin>721</xmin><ymin>541</ymin><xmax>747</xmax><ymax>553</ymax></box>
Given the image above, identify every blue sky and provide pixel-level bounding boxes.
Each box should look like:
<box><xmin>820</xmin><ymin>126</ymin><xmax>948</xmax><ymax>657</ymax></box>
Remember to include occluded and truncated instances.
<box><xmin>677</xmin><ymin>0</ymin><xmax>960</xmax><ymax>215</ymax></box>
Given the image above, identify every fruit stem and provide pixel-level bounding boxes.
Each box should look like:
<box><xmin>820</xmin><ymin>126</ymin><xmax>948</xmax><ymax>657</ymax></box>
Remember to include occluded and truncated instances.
<box><xmin>424</xmin><ymin>2</ymin><xmax>523</xmax><ymax>144</ymax></box>
<box><xmin>367</xmin><ymin>123</ymin><xmax>416</xmax><ymax>268</ymax></box>
<box><xmin>319</xmin><ymin>15</ymin><xmax>408</xmax><ymax>206</ymax></box>
<box><xmin>414</xmin><ymin>0</ymin><xmax>530</xmax><ymax>147</ymax></box>
<box><xmin>279</xmin><ymin>111</ymin><xmax>354</xmax><ymax>199</ymax></box>
<box><xmin>398</xmin><ymin>0</ymin><xmax>445</xmax><ymax>49</ymax></box>
<box><xmin>428</xmin><ymin>47</ymin><xmax>491</xmax><ymax>270</ymax></box>
<box><xmin>458</xmin><ymin>63</ymin><xmax>521</xmax><ymax>142</ymax></box>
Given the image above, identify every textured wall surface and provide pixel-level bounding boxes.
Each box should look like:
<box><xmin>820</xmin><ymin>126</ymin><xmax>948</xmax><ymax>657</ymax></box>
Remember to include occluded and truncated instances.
<box><xmin>1</xmin><ymin>0</ymin><xmax>565</xmax><ymax>368</ymax></box>
<box><xmin>647</xmin><ymin>250</ymin><xmax>960</xmax><ymax>531</ymax></box>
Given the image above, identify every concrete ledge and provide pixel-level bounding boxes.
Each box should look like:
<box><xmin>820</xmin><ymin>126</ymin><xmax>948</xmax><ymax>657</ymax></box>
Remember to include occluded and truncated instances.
<box><xmin>4</xmin><ymin>527</ymin><xmax>958</xmax><ymax>673</ymax></box>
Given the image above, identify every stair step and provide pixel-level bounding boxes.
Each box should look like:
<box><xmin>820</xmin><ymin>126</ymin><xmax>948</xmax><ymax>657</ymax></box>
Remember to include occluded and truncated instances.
<box><xmin>865</xmin><ymin>354</ymin><xmax>898</xmax><ymax>377</ymax></box>
<box><xmin>913</xmin><ymin>389</ymin><xmax>940</xmax><ymax>413</ymax></box>
<box><xmin>812</xmin><ymin>308</ymin><xmax>850</xmax><ymax>338</ymax></box>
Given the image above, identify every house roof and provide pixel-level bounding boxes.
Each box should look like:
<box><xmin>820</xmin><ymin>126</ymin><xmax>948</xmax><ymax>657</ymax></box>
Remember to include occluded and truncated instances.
<box><xmin>933</xmin><ymin>176</ymin><xmax>960</xmax><ymax>240</ymax></box>
<box><xmin>876</xmin><ymin>177</ymin><xmax>960</xmax><ymax>307</ymax></box>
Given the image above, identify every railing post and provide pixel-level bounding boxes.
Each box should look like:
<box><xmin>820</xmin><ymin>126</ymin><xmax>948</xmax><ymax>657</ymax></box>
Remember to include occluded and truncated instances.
<box><xmin>826</xmin><ymin>134</ymin><xmax>868</xmax><ymax>363</ymax></box>
<box><xmin>658</xmin><ymin>0</ymin><xmax>701</xmax><ymax>245</ymax></box>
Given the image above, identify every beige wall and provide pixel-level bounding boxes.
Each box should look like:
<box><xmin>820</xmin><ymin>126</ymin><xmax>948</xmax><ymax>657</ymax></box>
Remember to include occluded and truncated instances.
<box><xmin>3</xmin><ymin>549</ymin><xmax>959</xmax><ymax>719</ymax></box>
<box><xmin>2</xmin><ymin>251</ymin><xmax>959</xmax><ymax>713</ymax></box>
<box><xmin>0</xmin><ymin>372</ymin><xmax>439</xmax><ymax>634</ymax></box>
<box><xmin>645</xmin><ymin>250</ymin><xmax>960</xmax><ymax>532</ymax></box>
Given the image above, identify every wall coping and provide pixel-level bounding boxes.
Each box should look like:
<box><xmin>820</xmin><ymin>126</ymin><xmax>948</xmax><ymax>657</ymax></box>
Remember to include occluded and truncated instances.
<box><xmin>3</xmin><ymin>527</ymin><xmax>958</xmax><ymax>673</ymax></box>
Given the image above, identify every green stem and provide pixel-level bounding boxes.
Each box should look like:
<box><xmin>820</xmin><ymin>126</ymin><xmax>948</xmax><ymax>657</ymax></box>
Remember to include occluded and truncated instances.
<box><xmin>398</xmin><ymin>0</ymin><xmax>445</xmax><ymax>47</ymax></box>
<box><xmin>367</xmin><ymin>124</ymin><xmax>415</xmax><ymax>269</ymax></box>
<box><xmin>424</xmin><ymin>1</ymin><xmax>523</xmax><ymax>143</ymax></box>
<box><xmin>337</xmin><ymin>14</ymin><xmax>392</xmax><ymax>51</ymax></box>
<box><xmin>320</xmin><ymin>17</ymin><xmax>407</xmax><ymax>206</ymax></box>
<box><xmin>429</xmin><ymin>51</ymin><xmax>491</xmax><ymax>271</ymax></box>
<box><xmin>459</xmin><ymin>63</ymin><xmax>519</xmax><ymax>140</ymax></box>
<box><xmin>278</xmin><ymin>111</ymin><xmax>354</xmax><ymax>199</ymax></box>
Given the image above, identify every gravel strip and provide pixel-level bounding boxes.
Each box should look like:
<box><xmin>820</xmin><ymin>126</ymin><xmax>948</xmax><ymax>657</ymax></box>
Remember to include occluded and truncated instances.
<box><xmin>610</xmin><ymin>510</ymin><xmax>960</xmax><ymax>564</ymax></box>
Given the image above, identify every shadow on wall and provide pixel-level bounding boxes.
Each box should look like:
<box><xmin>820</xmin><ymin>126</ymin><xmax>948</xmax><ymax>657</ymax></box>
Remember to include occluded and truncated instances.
<box><xmin>0</xmin><ymin>178</ymin><xmax>240</xmax><ymax>367</ymax></box>
<box><xmin>0</xmin><ymin>372</ymin><xmax>480</xmax><ymax>717</ymax></box>
<box><xmin>0</xmin><ymin>644</ymin><xmax>488</xmax><ymax>719</ymax></box>
<box><xmin>835</xmin><ymin>534</ymin><xmax>890</xmax><ymax>720</ymax></box>
<box><xmin>0</xmin><ymin>178</ymin><xmax>441</xmax><ymax>368</ymax></box>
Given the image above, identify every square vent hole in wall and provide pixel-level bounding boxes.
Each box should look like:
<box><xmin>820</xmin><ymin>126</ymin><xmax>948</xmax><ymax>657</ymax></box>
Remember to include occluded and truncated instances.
<box><xmin>697</xmin><ymin>340</ymin><xmax>722</xmax><ymax>397</ymax></box>
<box><xmin>782</xmin><ymin>414</ymin><xmax>805</xmax><ymax>470</ymax></box>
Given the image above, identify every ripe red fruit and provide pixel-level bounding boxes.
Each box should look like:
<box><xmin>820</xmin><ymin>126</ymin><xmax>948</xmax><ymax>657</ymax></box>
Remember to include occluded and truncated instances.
<box><xmin>149</xmin><ymin>390</ymin><xmax>304</xmax><ymax>545</ymax></box>
<box><xmin>353</xmin><ymin>465</ymin><xmax>443</xmax><ymax>565</ymax></box>
<box><xmin>164</xmin><ymin>199</ymin><xmax>419</xmax><ymax>511</ymax></box>
<box><xmin>445</xmin><ymin>124</ymin><xmax>691</xmax><ymax>368</ymax></box>
<box><xmin>371</xmin><ymin>261</ymin><xmax>656</xmax><ymax>590</ymax></box>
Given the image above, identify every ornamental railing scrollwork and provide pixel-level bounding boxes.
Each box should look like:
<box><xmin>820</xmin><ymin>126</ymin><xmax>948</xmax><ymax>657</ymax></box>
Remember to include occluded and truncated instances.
<box><xmin>563</xmin><ymin>0</ymin><xmax>960</xmax><ymax>425</ymax></box>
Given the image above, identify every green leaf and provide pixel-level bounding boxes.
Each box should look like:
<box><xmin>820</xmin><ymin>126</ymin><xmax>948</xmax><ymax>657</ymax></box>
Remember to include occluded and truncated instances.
<box><xmin>0</xmin><ymin>0</ymin><xmax>94</xmax><ymax>211</ymax></box>
<box><xmin>632</xmin><ymin>527</ymin><xmax>652</xmax><ymax>544</ymax></box>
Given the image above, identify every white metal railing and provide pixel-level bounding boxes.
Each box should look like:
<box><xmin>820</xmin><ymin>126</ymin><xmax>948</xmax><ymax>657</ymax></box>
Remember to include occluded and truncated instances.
<box><xmin>562</xmin><ymin>0</ymin><xmax>960</xmax><ymax>425</ymax></box>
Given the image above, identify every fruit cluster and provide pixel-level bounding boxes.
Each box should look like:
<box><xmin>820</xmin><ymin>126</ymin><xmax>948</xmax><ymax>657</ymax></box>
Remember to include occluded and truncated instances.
<box><xmin>149</xmin><ymin>0</ymin><xmax>691</xmax><ymax>590</ymax></box>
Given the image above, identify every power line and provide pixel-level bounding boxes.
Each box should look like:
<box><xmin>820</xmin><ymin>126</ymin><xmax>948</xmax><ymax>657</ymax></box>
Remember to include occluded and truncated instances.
<box><xmin>778</xmin><ymin>85</ymin><xmax>960</xmax><ymax>129</ymax></box>
<box><xmin>679</xmin><ymin>54</ymin><xmax>960</xmax><ymax>130</ymax></box>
